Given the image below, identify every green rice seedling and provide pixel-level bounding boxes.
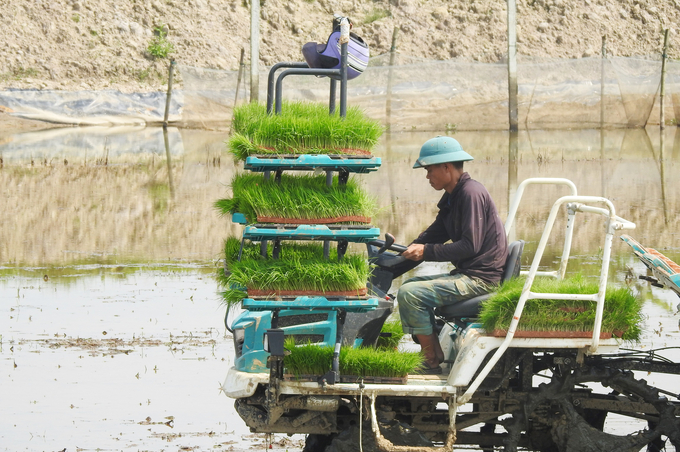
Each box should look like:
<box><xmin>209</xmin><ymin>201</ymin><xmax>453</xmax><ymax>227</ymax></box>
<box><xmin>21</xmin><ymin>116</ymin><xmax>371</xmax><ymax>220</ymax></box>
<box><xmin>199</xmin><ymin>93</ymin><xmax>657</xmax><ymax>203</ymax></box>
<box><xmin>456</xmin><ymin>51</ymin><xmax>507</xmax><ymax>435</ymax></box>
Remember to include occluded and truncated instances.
<box><xmin>215</xmin><ymin>173</ymin><xmax>377</xmax><ymax>223</ymax></box>
<box><xmin>228</xmin><ymin>101</ymin><xmax>383</xmax><ymax>159</ymax></box>
<box><xmin>376</xmin><ymin>319</ymin><xmax>405</xmax><ymax>349</ymax></box>
<box><xmin>284</xmin><ymin>337</ymin><xmax>423</xmax><ymax>378</ymax></box>
<box><xmin>217</xmin><ymin>238</ymin><xmax>371</xmax><ymax>309</ymax></box>
<box><xmin>479</xmin><ymin>275</ymin><xmax>643</xmax><ymax>341</ymax></box>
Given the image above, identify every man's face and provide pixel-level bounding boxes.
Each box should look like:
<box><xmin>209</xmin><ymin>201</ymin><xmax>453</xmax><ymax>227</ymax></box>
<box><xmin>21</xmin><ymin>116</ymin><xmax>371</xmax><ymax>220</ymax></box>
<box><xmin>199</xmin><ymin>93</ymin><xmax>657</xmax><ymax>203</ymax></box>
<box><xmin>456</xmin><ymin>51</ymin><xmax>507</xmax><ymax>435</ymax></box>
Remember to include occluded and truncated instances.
<box><xmin>425</xmin><ymin>163</ymin><xmax>452</xmax><ymax>191</ymax></box>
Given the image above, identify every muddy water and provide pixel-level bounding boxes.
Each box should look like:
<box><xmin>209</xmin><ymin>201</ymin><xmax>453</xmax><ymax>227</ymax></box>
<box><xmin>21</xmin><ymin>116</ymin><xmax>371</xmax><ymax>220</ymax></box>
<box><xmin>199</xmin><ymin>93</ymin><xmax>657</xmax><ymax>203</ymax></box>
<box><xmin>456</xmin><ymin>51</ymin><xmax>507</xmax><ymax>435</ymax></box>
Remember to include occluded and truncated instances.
<box><xmin>1</xmin><ymin>126</ymin><xmax>679</xmax><ymax>451</ymax></box>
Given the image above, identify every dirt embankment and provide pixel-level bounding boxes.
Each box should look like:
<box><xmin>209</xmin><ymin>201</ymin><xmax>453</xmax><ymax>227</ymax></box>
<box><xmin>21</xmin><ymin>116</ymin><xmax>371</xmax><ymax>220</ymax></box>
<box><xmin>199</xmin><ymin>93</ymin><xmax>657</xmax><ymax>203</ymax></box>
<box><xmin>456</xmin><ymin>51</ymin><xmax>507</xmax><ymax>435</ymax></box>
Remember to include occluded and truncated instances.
<box><xmin>0</xmin><ymin>0</ymin><xmax>678</xmax><ymax>94</ymax></box>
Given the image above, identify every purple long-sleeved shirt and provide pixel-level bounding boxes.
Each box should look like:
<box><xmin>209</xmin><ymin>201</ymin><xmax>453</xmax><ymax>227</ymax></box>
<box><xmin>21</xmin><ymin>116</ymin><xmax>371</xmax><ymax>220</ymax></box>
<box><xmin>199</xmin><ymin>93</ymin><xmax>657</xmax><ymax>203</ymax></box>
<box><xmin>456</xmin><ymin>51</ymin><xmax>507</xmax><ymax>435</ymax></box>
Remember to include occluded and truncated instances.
<box><xmin>412</xmin><ymin>172</ymin><xmax>508</xmax><ymax>284</ymax></box>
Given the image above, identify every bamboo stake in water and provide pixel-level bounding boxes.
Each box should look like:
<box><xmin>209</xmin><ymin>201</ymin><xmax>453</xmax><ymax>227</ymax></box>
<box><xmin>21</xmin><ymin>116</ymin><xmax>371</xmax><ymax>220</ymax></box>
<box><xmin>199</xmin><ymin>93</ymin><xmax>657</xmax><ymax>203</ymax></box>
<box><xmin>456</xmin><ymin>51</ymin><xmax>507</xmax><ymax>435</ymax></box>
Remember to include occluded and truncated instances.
<box><xmin>250</xmin><ymin>0</ymin><xmax>260</xmax><ymax>103</ymax></box>
<box><xmin>660</xmin><ymin>29</ymin><xmax>669</xmax><ymax>130</ymax></box>
<box><xmin>507</xmin><ymin>0</ymin><xmax>518</xmax><ymax>132</ymax></box>
<box><xmin>234</xmin><ymin>48</ymin><xmax>246</xmax><ymax>108</ymax></box>
<box><xmin>600</xmin><ymin>36</ymin><xmax>607</xmax><ymax>130</ymax></box>
<box><xmin>600</xmin><ymin>35</ymin><xmax>607</xmax><ymax>198</ymax></box>
<box><xmin>660</xmin><ymin>30</ymin><xmax>670</xmax><ymax>224</ymax></box>
<box><xmin>385</xmin><ymin>27</ymin><xmax>399</xmax><ymax>130</ymax></box>
<box><xmin>163</xmin><ymin>126</ymin><xmax>175</xmax><ymax>201</ymax></box>
<box><xmin>231</xmin><ymin>48</ymin><xmax>246</xmax><ymax>132</ymax></box>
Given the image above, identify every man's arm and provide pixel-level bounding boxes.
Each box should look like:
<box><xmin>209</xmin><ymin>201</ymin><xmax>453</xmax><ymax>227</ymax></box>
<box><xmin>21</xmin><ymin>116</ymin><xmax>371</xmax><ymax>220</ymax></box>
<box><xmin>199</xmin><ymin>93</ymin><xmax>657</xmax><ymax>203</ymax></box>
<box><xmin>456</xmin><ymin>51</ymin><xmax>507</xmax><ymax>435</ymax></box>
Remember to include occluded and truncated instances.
<box><xmin>411</xmin><ymin>212</ymin><xmax>450</xmax><ymax>246</ymax></box>
<box><xmin>404</xmin><ymin>210</ymin><xmax>451</xmax><ymax>261</ymax></box>
<box><xmin>423</xmin><ymin>190</ymin><xmax>487</xmax><ymax>262</ymax></box>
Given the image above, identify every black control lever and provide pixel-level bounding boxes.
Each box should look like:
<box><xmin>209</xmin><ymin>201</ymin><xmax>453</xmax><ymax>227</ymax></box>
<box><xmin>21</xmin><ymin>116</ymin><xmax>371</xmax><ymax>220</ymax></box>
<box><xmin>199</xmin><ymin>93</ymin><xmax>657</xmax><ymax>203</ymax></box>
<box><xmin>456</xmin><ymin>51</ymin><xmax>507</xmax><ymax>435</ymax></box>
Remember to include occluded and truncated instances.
<box><xmin>377</xmin><ymin>233</ymin><xmax>395</xmax><ymax>254</ymax></box>
<box><xmin>370</xmin><ymin>233</ymin><xmax>408</xmax><ymax>254</ymax></box>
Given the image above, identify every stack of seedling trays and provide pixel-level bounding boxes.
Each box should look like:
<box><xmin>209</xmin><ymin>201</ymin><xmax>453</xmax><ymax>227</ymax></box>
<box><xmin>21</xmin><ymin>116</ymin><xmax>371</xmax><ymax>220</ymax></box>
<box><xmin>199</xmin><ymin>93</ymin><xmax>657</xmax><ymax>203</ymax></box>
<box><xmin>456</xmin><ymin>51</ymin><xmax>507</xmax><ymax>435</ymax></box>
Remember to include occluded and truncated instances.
<box><xmin>219</xmin><ymin>101</ymin><xmax>417</xmax><ymax>379</ymax></box>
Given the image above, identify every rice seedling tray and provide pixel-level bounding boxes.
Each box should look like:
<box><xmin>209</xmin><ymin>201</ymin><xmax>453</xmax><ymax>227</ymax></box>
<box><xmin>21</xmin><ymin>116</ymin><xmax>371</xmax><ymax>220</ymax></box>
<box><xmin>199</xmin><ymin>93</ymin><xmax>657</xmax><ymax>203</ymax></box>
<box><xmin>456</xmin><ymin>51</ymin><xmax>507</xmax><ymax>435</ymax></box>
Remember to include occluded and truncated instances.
<box><xmin>255</xmin><ymin>215</ymin><xmax>372</xmax><ymax>224</ymax></box>
<box><xmin>247</xmin><ymin>287</ymin><xmax>368</xmax><ymax>297</ymax></box>
<box><xmin>241</xmin><ymin>224</ymin><xmax>380</xmax><ymax>243</ymax></box>
<box><xmin>229</xmin><ymin>101</ymin><xmax>383</xmax><ymax>160</ymax></box>
<box><xmin>490</xmin><ymin>330</ymin><xmax>622</xmax><ymax>339</ymax></box>
<box><xmin>242</xmin><ymin>296</ymin><xmax>379</xmax><ymax>313</ymax></box>
<box><xmin>217</xmin><ymin>173</ymin><xmax>377</xmax><ymax>225</ymax></box>
<box><xmin>621</xmin><ymin>234</ymin><xmax>680</xmax><ymax>296</ymax></box>
<box><xmin>282</xmin><ymin>338</ymin><xmax>423</xmax><ymax>378</ymax></box>
<box><xmin>283</xmin><ymin>374</ymin><xmax>407</xmax><ymax>385</ymax></box>
<box><xmin>244</xmin><ymin>154</ymin><xmax>382</xmax><ymax>173</ymax></box>
<box><xmin>479</xmin><ymin>275</ymin><xmax>643</xmax><ymax>341</ymax></box>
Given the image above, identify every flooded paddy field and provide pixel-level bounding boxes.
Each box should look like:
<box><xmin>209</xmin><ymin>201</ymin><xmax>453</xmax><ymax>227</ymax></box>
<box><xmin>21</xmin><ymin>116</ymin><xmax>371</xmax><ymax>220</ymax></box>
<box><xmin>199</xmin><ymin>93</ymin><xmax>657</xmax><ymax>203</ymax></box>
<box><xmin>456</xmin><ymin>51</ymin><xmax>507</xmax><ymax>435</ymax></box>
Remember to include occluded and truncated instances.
<box><xmin>1</xmin><ymin>126</ymin><xmax>680</xmax><ymax>451</ymax></box>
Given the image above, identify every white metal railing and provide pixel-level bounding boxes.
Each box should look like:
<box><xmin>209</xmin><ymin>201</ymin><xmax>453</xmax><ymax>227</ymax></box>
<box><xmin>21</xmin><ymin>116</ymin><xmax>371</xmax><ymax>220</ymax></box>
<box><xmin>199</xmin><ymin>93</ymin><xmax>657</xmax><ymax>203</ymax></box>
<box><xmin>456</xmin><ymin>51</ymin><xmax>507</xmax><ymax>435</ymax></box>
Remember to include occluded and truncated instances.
<box><xmin>505</xmin><ymin>178</ymin><xmax>578</xmax><ymax>279</ymax></box>
<box><xmin>457</xmin><ymin>188</ymin><xmax>636</xmax><ymax>406</ymax></box>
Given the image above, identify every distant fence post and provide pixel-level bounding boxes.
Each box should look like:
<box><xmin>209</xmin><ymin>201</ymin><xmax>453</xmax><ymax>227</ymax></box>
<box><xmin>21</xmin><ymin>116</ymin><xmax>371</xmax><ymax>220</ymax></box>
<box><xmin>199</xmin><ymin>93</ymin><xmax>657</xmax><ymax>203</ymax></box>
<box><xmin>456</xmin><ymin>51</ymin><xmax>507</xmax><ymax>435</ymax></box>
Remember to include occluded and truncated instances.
<box><xmin>235</xmin><ymin>48</ymin><xmax>246</xmax><ymax>108</ymax></box>
<box><xmin>661</xmin><ymin>29</ymin><xmax>669</xmax><ymax>130</ymax></box>
<box><xmin>600</xmin><ymin>36</ymin><xmax>607</xmax><ymax>129</ymax></box>
<box><xmin>385</xmin><ymin>27</ymin><xmax>399</xmax><ymax>130</ymax></box>
<box><xmin>231</xmin><ymin>48</ymin><xmax>246</xmax><ymax>130</ymax></box>
<box><xmin>250</xmin><ymin>0</ymin><xmax>260</xmax><ymax>102</ymax></box>
<box><xmin>507</xmin><ymin>0</ymin><xmax>518</xmax><ymax>132</ymax></box>
<box><xmin>163</xmin><ymin>59</ymin><xmax>176</xmax><ymax>126</ymax></box>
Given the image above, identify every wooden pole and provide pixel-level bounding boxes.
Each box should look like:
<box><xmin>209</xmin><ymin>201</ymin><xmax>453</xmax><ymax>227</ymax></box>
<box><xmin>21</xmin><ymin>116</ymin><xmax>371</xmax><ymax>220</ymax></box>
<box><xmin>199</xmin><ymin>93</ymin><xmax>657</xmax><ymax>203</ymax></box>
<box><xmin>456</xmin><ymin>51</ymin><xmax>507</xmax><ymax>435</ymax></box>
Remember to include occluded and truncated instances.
<box><xmin>660</xmin><ymin>29</ymin><xmax>669</xmax><ymax>130</ymax></box>
<box><xmin>600</xmin><ymin>36</ymin><xmax>607</xmax><ymax>197</ymax></box>
<box><xmin>162</xmin><ymin>126</ymin><xmax>175</xmax><ymax>201</ymax></box>
<box><xmin>163</xmin><ymin>59</ymin><xmax>176</xmax><ymax>126</ymax></box>
<box><xmin>385</xmin><ymin>27</ymin><xmax>399</xmax><ymax>130</ymax></box>
<box><xmin>234</xmin><ymin>48</ymin><xmax>246</xmax><ymax>107</ymax></box>
<box><xmin>507</xmin><ymin>0</ymin><xmax>518</xmax><ymax>132</ymax></box>
<box><xmin>250</xmin><ymin>0</ymin><xmax>260</xmax><ymax>102</ymax></box>
<box><xmin>507</xmin><ymin>130</ymin><xmax>519</xmax><ymax>242</ymax></box>
<box><xmin>600</xmin><ymin>36</ymin><xmax>607</xmax><ymax>129</ymax></box>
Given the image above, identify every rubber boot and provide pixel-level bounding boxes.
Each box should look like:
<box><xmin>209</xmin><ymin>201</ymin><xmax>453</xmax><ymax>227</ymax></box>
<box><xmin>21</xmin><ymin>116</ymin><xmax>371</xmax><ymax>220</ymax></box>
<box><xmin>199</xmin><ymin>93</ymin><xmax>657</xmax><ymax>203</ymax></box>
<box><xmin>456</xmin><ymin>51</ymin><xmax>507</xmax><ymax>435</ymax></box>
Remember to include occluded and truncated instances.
<box><xmin>414</xmin><ymin>333</ymin><xmax>444</xmax><ymax>370</ymax></box>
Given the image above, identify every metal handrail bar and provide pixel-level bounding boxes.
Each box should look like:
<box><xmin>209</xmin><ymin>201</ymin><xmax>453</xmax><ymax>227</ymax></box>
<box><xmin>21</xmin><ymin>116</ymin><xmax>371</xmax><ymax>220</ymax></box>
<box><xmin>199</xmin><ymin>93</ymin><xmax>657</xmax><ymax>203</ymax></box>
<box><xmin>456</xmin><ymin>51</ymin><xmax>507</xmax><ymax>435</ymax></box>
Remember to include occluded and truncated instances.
<box><xmin>504</xmin><ymin>178</ymin><xmax>577</xmax><ymax>235</ymax></box>
<box><xmin>458</xmin><ymin>195</ymin><xmax>635</xmax><ymax>405</ymax></box>
<box><xmin>505</xmin><ymin>178</ymin><xmax>578</xmax><ymax>281</ymax></box>
<box><xmin>266</xmin><ymin>62</ymin><xmax>308</xmax><ymax>114</ymax></box>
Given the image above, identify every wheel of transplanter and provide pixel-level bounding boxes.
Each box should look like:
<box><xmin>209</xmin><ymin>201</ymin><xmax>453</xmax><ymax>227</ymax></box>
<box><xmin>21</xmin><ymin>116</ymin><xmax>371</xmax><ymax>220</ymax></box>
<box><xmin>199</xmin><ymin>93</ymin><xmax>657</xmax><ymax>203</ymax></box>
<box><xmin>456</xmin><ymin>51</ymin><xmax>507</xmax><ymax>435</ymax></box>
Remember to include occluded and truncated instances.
<box><xmin>502</xmin><ymin>365</ymin><xmax>680</xmax><ymax>452</ymax></box>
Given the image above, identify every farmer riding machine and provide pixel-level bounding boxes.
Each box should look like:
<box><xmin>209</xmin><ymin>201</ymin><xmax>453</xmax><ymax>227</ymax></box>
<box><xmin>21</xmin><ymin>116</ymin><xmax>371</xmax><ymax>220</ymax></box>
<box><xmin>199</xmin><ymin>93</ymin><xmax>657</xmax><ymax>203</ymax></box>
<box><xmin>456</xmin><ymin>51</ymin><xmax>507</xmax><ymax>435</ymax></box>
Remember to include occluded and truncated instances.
<box><xmin>222</xmin><ymin>177</ymin><xmax>680</xmax><ymax>451</ymax></box>
<box><xmin>220</xmin><ymin>14</ymin><xmax>680</xmax><ymax>452</ymax></box>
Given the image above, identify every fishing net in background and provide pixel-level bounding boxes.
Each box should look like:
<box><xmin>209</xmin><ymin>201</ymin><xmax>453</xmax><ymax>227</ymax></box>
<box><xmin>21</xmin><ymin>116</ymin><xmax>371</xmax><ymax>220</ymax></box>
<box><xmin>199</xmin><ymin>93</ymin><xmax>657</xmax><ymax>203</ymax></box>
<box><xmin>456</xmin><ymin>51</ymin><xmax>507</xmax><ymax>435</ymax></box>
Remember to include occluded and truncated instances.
<box><xmin>0</xmin><ymin>55</ymin><xmax>670</xmax><ymax>130</ymax></box>
<box><xmin>176</xmin><ymin>54</ymin><xmax>671</xmax><ymax>131</ymax></box>
<box><xmin>666</xmin><ymin>60</ymin><xmax>680</xmax><ymax>126</ymax></box>
<box><xmin>177</xmin><ymin>64</ymin><xmax>248</xmax><ymax>129</ymax></box>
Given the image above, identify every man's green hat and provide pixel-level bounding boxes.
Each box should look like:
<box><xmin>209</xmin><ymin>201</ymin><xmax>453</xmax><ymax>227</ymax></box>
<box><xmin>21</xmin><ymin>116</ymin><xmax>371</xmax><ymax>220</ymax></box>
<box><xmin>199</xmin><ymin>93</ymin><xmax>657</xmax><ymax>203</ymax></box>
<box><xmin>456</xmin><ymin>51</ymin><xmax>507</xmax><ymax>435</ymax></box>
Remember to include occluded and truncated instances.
<box><xmin>413</xmin><ymin>136</ymin><xmax>474</xmax><ymax>169</ymax></box>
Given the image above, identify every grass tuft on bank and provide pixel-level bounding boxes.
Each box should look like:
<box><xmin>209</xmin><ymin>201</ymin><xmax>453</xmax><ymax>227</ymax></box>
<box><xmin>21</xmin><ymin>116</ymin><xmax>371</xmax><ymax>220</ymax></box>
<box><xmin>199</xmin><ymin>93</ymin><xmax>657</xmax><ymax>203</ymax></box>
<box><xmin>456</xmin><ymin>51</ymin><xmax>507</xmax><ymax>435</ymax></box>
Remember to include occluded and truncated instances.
<box><xmin>479</xmin><ymin>275</ymin><xmax>643</xmax><ymax>341</ymax></box>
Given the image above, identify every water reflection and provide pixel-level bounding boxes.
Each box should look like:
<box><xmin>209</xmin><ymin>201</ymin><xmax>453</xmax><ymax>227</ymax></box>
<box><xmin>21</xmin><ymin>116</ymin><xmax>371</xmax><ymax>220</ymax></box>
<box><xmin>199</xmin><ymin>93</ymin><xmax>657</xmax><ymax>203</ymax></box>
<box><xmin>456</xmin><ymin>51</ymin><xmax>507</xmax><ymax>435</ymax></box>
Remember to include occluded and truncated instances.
<box><xmin>1</xmin><ymin>124</ymin><xmax>678</xmax><ymax>451</ymax></box>
<box><xmin>0</xmin><ymin>125</ymin><xmax>677</xmax><ymax>271</ymax></box>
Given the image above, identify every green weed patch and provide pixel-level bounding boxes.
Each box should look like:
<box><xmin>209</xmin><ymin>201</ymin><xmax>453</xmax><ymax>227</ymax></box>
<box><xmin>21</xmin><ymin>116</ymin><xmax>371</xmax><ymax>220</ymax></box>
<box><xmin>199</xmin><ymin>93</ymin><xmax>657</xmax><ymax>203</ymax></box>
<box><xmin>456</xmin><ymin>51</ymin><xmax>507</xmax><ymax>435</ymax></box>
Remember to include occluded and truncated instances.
<box><xmin>215</xmin><ymin>173</ymin><xmax>377</xmax><ymax>224</ymax></box>
<box><xmin>479</xmin><ymin>275</ymin><xmax>643</xmax><ymax>341</ymax></box>
<box><xmin>218</xmin><ymin>238</ymin><xmax>371</xmax><ymax>308</ymax></box>
<box><xmin>228</xmin><ymin>101</ymin><xmax>383</xmax><ymax>159</ymax></box>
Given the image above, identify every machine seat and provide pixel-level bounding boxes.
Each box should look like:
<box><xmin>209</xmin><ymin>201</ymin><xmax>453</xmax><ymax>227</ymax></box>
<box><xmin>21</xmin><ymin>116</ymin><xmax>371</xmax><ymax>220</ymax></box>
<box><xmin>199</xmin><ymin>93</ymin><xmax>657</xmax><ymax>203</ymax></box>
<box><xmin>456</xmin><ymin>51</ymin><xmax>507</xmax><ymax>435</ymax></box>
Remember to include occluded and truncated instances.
<box><xmin>435</xmin><ymin>240</ymin><xmax>524</xmax><ymax>322</ymax></box>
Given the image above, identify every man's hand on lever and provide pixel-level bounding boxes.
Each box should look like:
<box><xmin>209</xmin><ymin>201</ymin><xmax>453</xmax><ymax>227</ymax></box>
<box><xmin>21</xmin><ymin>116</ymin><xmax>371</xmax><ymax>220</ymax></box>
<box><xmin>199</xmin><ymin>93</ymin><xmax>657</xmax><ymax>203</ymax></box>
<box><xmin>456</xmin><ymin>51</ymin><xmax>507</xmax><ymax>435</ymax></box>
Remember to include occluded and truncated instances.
<box><xmin>403</xmin><ymin>244</ymin><xmax>425</xmax><ymax>261</ymax></box>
